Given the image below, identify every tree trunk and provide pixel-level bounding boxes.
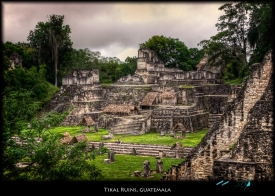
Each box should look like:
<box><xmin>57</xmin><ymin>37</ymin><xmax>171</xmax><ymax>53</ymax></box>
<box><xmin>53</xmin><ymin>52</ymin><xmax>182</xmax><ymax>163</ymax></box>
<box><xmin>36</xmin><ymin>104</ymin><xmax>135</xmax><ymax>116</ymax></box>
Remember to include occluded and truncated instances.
<box><xmin>54</xmin><ymin>46</ymin><xmax>58</xmax><ymax>87</ymax></box>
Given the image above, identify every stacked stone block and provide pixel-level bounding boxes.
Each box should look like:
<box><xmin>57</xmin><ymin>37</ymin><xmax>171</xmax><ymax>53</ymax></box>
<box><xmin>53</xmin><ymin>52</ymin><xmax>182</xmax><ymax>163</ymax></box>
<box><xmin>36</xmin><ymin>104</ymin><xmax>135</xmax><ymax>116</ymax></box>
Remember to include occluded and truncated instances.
<box><xmin>162</xmin><ymin>51</ymin><xmax>273</xmax><ymax>181</ymax></box>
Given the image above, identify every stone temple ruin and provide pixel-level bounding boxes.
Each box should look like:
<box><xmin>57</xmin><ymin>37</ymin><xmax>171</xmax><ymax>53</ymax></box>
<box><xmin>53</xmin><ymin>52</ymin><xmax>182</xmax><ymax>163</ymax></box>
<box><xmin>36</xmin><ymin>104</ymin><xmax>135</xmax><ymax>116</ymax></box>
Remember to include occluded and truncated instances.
<box><xmin>117</xmin><ymin>48</ymin><xmax>222</xmax><ymax>85</ymax></box>
<box><xmin>43</xmin><ymin>48</ymin><xmax>242</xmax><ymax>135</ymax></box>
<box><xmin>162</xmin><ymin>51</ymin><xmax>273</xmax><ymax>181</ymax></box>
<box><xmin>43</xmin><ymin>48</ymin><xmax>273</xmax><ymax>181</ymax></box>
<box><xmin>43</xmin><ymin>69</ymin><xmax>106</xmax><ymax>126</ymax></box>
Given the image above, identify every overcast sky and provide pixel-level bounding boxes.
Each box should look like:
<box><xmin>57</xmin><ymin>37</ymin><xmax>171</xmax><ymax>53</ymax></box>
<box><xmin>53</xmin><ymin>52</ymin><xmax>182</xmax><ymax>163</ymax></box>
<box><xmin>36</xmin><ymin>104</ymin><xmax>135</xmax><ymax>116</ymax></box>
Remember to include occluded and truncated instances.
<box><xmin>2</xmin><ymin>2</ymin><xmax>230</xmax><ymax>62</ymax></box>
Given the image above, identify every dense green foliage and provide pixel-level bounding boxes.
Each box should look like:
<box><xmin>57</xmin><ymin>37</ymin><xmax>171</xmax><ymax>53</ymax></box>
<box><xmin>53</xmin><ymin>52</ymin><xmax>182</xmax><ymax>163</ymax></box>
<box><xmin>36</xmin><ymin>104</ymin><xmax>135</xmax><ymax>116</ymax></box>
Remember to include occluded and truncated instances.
<box><xmin>2</xmin><ymin>60</ymin><xmax>104</xmax><ymax>181</ymax></box>
<box><xmin>2</xmin><ymin>41</ymin><xmax>35</xmax><ymax>70</ymax></box>
<box><xmin>3</xmin><ymin>111</ymin><xmax>107</xmax><ymax>181</ymax></box>
<box><xmin>3</xmin><ymin>65</ymin><xmax>59</xmax><ymax>140</ymax></box>
<box><xmin>27</xmin><ymin>14</ymin><xmax>73</xmax><ymax>86</ymax></box>
<box><xmin>65</xmin><ymin>48</ymin><xmax>137</xmax><ymax>84</ymax></box>
<box><xmin>247</xmin><ymin>2</ymin><xmax>273</xmax><ymax>64</ymax></box>
<box><xmin>198</xmin><ymin>1</ymin><xmax>273</xmax><ymax>83</ymax></box>
<box><xmin>139</xmin><ymin>35</ymin><xmax>203</xmax><ymax>71</ymax></box>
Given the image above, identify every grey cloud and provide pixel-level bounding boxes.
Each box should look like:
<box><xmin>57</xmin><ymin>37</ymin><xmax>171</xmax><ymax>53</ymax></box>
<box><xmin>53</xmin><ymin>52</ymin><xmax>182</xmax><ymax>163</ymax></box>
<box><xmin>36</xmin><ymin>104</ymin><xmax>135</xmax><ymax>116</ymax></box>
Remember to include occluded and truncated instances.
<box><xmin>3</xmin><ymin>2</ymin><xmax>226</xmax><ymax>60</ymax></box>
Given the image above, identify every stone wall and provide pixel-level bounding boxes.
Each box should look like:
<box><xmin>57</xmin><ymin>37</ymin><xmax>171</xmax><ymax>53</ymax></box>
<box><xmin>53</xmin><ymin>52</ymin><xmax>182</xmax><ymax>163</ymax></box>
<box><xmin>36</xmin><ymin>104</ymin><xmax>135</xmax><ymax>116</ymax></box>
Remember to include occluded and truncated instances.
<box><xmin>203</xmin><ymin>95</ymin><xmax>228</xmax><ymax>114</ymax></box>
<box><xmin>102</xmin><ymin>85</ymin><xmax>152</xmax><ymax>108</ymax></box>
<box><xmin>9</xmin><ymin>52</ymin><xmax>22</xmax><ymax>69</ymax></box>
<box><xmin>115</xmin><ymin>74</ymin><xmax>145</xmax><ymax>85</ymax></box>
<box><xmin>98</xmin><ymin>112</ymin><xmax>151</xmax><ymax>135</ymax></box>
<box><xmin>173</xmin><ymin>114</ymin><xmax>209</xmax><ymax>133</ymax></box>
<box><xmin>212</xmin><ymin>72</ymin><xmax>274</xmax><ymax>181</ymax></box>
<box><xmin>151</xmin><ymin>107</ymin><xmax>208</xmax><ymax>133</ymax></box>
<box><xmin>62</xmin><ymin>69</ymin><xmax>100</xmax><ymax>85</ymax></box>
<box><xmin>162</xmin><ymin>51</ymin><xmax>273</xmax><ymax>181</ymax></box>
<box><xmin>178</xmin><ymin>88</ymin><xmax>194</xmax><ymax>105</ymax></box>
<box><xmin>42</xmin><ymin>69</ymin><xmax>106</xmax><ymax>126</ymax></box>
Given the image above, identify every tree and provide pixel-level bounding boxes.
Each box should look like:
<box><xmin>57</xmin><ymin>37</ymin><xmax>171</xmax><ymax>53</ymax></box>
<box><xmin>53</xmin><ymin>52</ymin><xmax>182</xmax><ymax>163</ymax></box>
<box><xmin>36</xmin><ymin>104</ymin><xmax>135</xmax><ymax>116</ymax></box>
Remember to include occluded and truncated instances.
<box><xmin>123</xmin><ymin>56</ymin><xmax>137</xmax><ymax>75</ymax></box>
<box><xmin>48</xmin><ymin>15</ymin><xmax>71</xmax><ymax>87</ymax></box>
<box><xmin>198</xmin><ymin>31</ymin><xmax>245</xmax><ymax>68</ymax></box>
<box><xmin>27</xmin><ymin>21</ymin><xmax>51</xmax><ymax>70</ymax></box>
<box><xmin>139</xmin><ymin>35</ymin><xmax>194</xmax><ymax>71</ymax></box>
<box><xmin>198</xmin><ymin>2</ymin><xmax>272</xmax><ymax>81</ymax></box>
<box><xmin>247</xmin><ymin>2</ymin><xmax>273</xmax><ymax>64</ymax></box>
<box><xmin>2</xmin><ymin>41</ymin><xmax>12</xmax><ymax>70</ymax></box>
<box><xmin>199</xmin><ymin>2</ymin><xmax>252</xmax><ymax>66</ymax></box>
<box><xmin>197</xmin><ymin>2</ymin><xmax>256</xmax><ymax>81</ymax></box>
<box><xmin>3</xmin><ymin>110</ymin><xmax>106</xmax><ymax>181</ymax></box>
<box><xmin>27</xmin><ymin>15</ymin><xmax>73</xmax><ymax>86</ymax></box>
<box><xmin>2</xmin><ymin>41</ymin><xmax>35</xmax><ymax>70</ymax></box>
<box><xmin>188</xmin><ymin>48</ymin><xmax>204</xmax><ymax>70</ymax></box>
<box><xmin>3</xmin><ymin>65</ymin><xmax>57</xmax><ymax>139</ymax></box>
<box><xmin>3</xmin><ymin>62</ymin><xmax>106</xmax><ymax>180</ymax></box>
<box><xmin>215</xmin><ymin>2</ymin><xmax>252</xmax><ymax>64</ymax></box>
<box><xmin>67</xmin><ymin>48</ymin><xmax>101</xmax><ymax>70</ymax></box>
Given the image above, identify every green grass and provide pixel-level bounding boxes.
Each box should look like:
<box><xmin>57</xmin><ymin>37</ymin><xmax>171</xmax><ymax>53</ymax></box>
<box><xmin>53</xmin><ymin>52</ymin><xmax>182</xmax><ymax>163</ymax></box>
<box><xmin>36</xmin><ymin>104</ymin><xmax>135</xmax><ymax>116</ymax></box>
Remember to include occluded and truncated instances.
<box><xmin>224</xmin><ymin>78</ymin><xmax>243</xmax><ymax>85</ymax></box>
<box><xmin>82</xmin><ymin>154</ymin><xmax>183</xmax><ymax>181</ymax></box>
<box><xmin>179</xmin><ymin>84</ymin><xmax>194</xmax><ymax>89</ymax></box>
<box><xmin>48</xmin><ymin>127</ymin><xmax>207</xmax><ymax>147</ymax></box>
<box><xmin>101</xmin><ymin>83</ymin><xmax>113</xmax><ymax>87</ymax></box>
<box><xmin>45</xmin><ymin>82</ymin><xmax>60</xmax><ymax>102</ymax></box>
<box><xmin>19</xmin><ymin>126</ymin><xmax>207</xmax><ymax>181</ymax></box>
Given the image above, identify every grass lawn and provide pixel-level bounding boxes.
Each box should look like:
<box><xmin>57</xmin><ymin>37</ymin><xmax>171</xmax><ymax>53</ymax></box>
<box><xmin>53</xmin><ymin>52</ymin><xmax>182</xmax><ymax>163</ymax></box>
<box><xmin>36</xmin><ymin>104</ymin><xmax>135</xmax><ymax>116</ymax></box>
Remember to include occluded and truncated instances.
<box><xmin>224</xmin><ymin>78</ymin><xmax>243</xmax><ymax>85</ymax></box>
<box><xmin>179</xmin><ymin>84</ymin><xmax>194</xmax><ymax>89</ymax></box>
<box><xmin>81</xmin><ymin>154</ymin><xmax>183</xmax><ymax>181</ymax></box>
<box><xmin>48</xmin><ymin>126</ymin><xmax>207</xmax><ymax>147</ymax></box>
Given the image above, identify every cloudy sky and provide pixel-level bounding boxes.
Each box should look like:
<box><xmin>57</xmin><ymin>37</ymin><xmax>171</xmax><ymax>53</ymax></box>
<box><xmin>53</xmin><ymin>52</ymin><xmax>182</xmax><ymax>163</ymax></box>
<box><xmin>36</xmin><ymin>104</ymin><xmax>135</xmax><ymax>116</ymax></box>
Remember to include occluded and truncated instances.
<box><xmin>2</xmin><ymin>2</ymin><xmax>230</xmax><ymax>62</ymax></box>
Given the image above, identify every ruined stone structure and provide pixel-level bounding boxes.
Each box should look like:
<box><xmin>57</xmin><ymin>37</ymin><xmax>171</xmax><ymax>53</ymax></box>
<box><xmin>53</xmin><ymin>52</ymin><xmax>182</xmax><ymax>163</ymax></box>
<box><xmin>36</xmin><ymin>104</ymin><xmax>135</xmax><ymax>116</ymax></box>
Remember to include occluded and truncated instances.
<box><xmin>9</xmin><ymin>52</ymin><xmax>22</xmax><ymax>70</ymax></box>
<box><xmin>96</xmin><ymin>85</ymin><xmax>153</xmax><ymax>135</ymax></box>
<box><xmin>162</xmin><ymin>51</ymin><xmax>273</xmax><ymax>181</ymax></box>
<box><xmin>44</xmin><ymin>48</ymin><xmax>240</xmax><ymax>136</ymax></box>
<box><xmin>42</xmin><ymin>47</ymin><xmax>273</xmax><ymax>181</ymax></box>
<box><xmin>143</xmin><ymin>160</ymin><xmax>151</xmax><ymax>177</ymax></box>
<box><xmin>156</xmin><ymin>158</ymin><xmax>164</xmax><ymax>173</ymax></box>
<box><xmin>116</xmin><ymin>48</ymin><xmax>221</xmax><ymax>85</ymax></box>
<box><xmin>79</xmin><ymin>116</ymin><xmax>95</xmax><ymax>132</ymax></box>
<box><xmin>43</xmin><ymin>69</ymin><xmax>106</xmax><ymax>126</ymax></box>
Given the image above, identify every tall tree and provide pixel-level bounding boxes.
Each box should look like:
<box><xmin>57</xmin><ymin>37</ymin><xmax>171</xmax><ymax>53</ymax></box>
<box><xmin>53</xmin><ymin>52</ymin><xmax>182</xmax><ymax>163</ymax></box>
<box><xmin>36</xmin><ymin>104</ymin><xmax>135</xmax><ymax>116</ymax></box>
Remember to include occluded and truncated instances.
<box><xmin>27</xmin><ymin>21</ymin><xmax>51</xmax><ymax>70</ymax></box>
<box><xmin>198</xmin><ymin>2</ymin><xmax>272</xmax><ymax>81</ymax></box>
<box><xmin>216</xmin><ymin>2</ymin><xmax>251</xmax><ymax>64</ymax></box>
<box><xmin>199</xmin><ymin>2</ymin><xmax>252</xmax><ymax>67</ymax></box>
<box><xmin>49</xmin><ymin>15</ymin><xmax>71</xmax><ymax>87</ymax></box>
<box><xmin>247</xmin><ymin>2</ymin><xmax>273</xmax><ymax>64</ymax></box>
<box><xmin>27</xmin><ymin>15</ymin><xmax>73</xmax><ymax>86</ymax></box>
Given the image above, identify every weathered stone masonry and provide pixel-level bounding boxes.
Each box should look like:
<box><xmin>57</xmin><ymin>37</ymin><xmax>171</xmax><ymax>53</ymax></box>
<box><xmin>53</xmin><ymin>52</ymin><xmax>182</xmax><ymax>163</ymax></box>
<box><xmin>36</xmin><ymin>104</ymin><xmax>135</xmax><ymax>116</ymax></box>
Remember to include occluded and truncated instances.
<box><xmin>162</xmin><ymin>51</ymin><xmax>273</xmax><ymax>181</ymax></box>
<box><xmin>43</xmin><ymin>69</ymin><xmax>106</xmax><ymax>125</ymax></box>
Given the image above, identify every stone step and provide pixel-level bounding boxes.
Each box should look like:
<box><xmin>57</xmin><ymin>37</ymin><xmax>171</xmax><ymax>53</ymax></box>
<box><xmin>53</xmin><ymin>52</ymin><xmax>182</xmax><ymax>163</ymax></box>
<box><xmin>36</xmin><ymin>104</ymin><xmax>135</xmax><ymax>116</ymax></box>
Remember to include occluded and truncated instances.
<box><xmin>89</xmin><ymin>142</ymin><xmax>192</xmax><ymax>149</ymax></box>
<box><xmin>113</xmin><ymin>125</ymin><xmax>143</xmax><ymax>130</ymax></box>
<box><xmin>100</xmin><ymin>145</ymin><xmax>192</xmax><ymax>153</ymax></box>
<box><xmin>88</xmin><ymin>142</ymin><xmax>193</xmax><ymax>158</ymax></box>
<box><xmin>115</xmin><ymin>123</ymin><xmax>143</xmax><ymax>128</ymax></box>
<box><xmin>208</xmin><ymin>114</ymin><xmax>223</xmax><ymax>127</ymax></box>
<box><xmin>102</xmin><ymin>148</ymin><xmax>189</xmax><ymax>158</ymax></box>
<box><xmin>91</xmin><ymin>144</ymin><xmax>172</xmax><ymax>150</ymax></box>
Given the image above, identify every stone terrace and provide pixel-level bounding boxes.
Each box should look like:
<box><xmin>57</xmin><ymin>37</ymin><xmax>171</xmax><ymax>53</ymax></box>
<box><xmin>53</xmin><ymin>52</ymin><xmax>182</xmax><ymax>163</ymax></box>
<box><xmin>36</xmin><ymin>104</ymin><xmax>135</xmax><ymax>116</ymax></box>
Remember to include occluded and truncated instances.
<box><xmin>89</xmin><ymin>142</ymin><xmax>193</xmax><ymax>158</ymax></box>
